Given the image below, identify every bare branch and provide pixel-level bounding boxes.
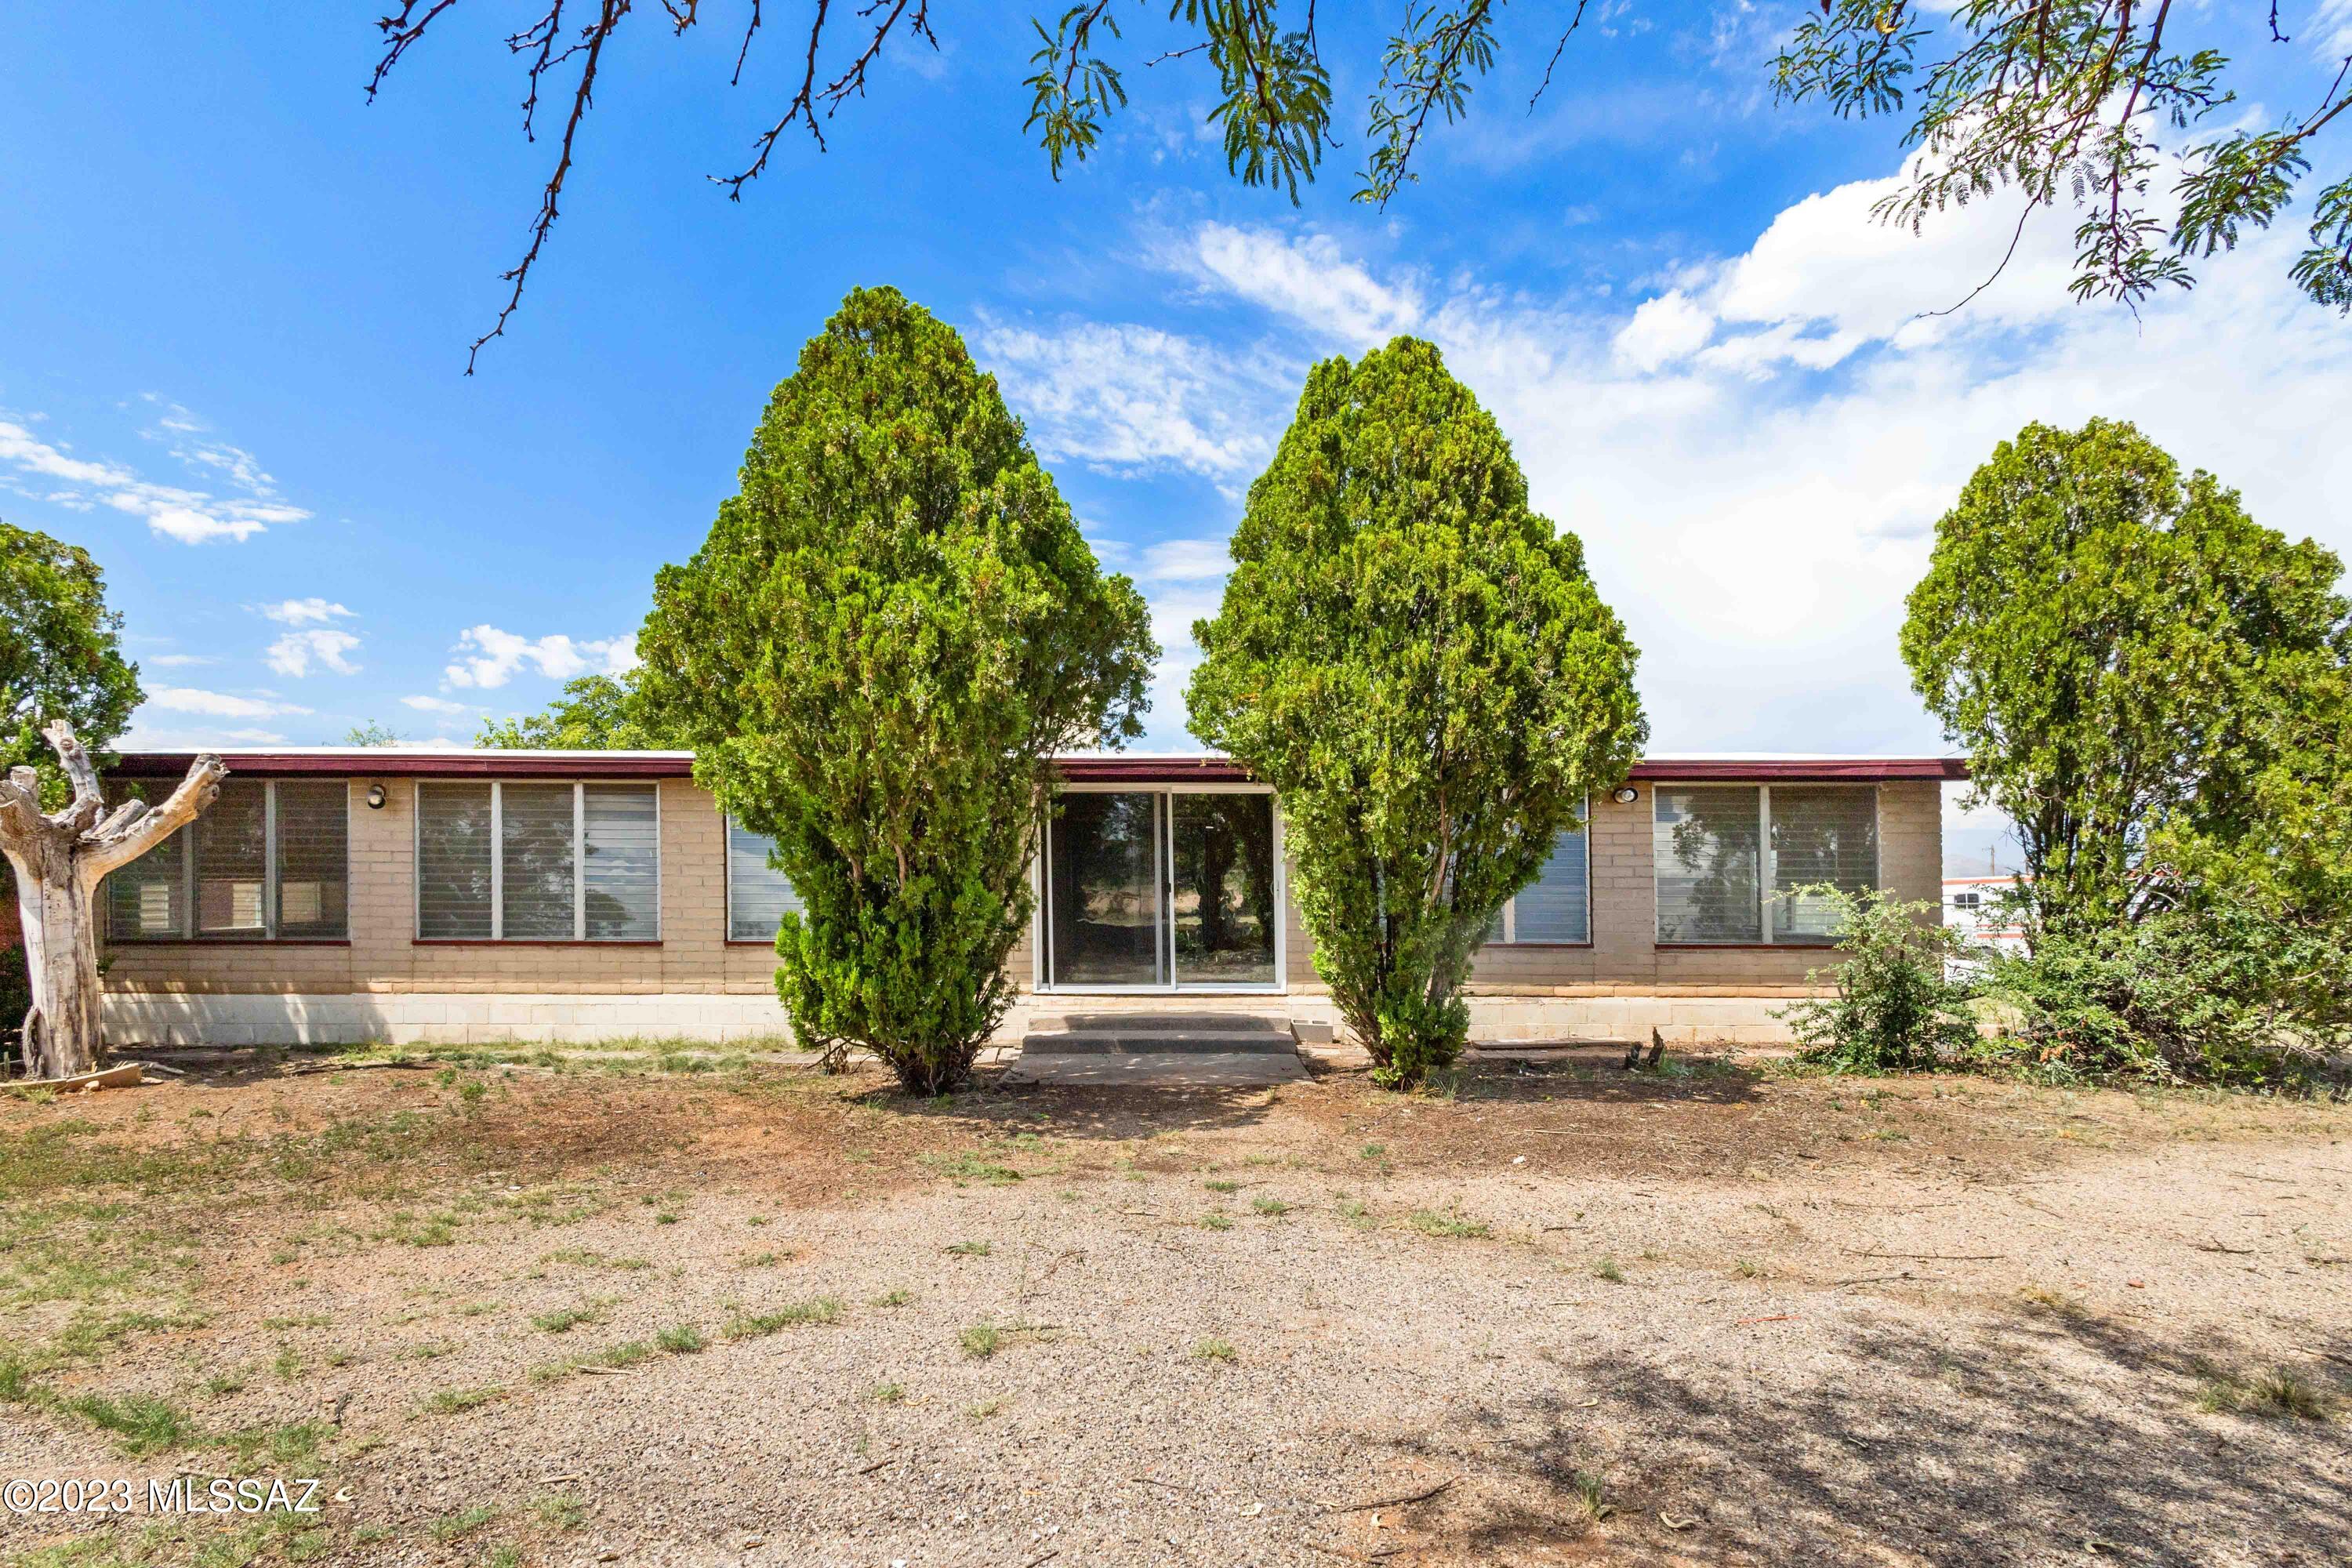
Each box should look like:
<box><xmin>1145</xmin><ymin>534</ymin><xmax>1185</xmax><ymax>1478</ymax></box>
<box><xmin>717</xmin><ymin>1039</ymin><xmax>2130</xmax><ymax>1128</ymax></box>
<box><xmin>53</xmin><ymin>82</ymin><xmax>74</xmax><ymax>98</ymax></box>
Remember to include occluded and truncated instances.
<box><xmin>40</xmin><ymin>720</ymin><xmax>102</xmax><ymax>812</ymax></box>
<box><xmin>368</xmin><ymin>0</ymin><xmax>466</xmax><ymax>100</ymax></box>
<box><xmin>1527</xmin><ymin>0</ymin><xmax>1591</xmax><ymax>111</ymax></box>
<box><xmin>1920</xmin><ymin>199</ymin><xmax>2038</xmax><ymax>318</ymax></box>
<box><xmin>79</xmin><ymin>755</ymin><xmax>228</xmax><ymax>883</ymax></box>
<box><xmin>466</xmin><ymin>0</ymin><xmax>631</xmax><ymax>375</ymax></box>
<box><xmin>718</xmin><ymin>0</ymin><xmax>931</xmax><ymax>199</ymax></box>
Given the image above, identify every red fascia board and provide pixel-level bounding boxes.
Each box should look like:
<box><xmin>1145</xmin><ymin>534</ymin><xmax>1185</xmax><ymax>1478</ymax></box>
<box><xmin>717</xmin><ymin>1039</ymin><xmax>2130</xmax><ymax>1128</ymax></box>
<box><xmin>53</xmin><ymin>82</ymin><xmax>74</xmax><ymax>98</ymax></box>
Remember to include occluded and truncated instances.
<box><xmin>108</xmin><ymin>752</ymin><xmax>1964</xmax><ymax>785</ymax></box>
<box><xmin>1626</xmin><ymin>758</ymin><xmax>1967</xmax><ymax>782</ymax></box>
<box><xmin>1051</xmin><ymin>756</ymin><xmax>1258</xmax><ymax>784</ymax></box>
<box><xmin>107</xmin><ymin>753</ymin><xmax>695</xmax><ymax>781</ymax></box>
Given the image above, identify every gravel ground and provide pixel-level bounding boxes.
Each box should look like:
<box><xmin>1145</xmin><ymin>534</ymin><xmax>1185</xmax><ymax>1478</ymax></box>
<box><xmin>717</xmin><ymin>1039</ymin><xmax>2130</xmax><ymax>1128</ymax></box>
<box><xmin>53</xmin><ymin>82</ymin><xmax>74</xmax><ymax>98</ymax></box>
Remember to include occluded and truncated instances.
<box><xmin>2</xmin><ymin>1051</ymin><xmax>2348</xmax><ymax>1568</ymax></box>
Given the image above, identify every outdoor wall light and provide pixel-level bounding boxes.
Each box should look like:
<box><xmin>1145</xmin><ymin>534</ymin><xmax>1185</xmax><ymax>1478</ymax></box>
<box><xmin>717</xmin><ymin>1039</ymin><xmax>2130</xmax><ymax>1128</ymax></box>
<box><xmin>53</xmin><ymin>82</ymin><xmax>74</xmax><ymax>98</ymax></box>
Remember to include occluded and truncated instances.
<box><xmin>366</xmin><ymin>783</ymin><xmax>387</xmax><ymax>810</ymax></box>
<box><xmin>1611</xmin><ymin>786</ymin><xmax>1639</xmax><ymax>805</ymax></box>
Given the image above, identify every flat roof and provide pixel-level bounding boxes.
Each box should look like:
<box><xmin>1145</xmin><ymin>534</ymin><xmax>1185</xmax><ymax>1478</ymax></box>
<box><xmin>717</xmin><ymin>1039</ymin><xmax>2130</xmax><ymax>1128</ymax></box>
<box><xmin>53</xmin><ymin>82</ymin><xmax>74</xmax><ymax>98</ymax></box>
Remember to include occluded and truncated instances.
<box><xmin>109</xmin><ymin>747</ymin><xmax>1966</xmax><ymax>784</ymax></box>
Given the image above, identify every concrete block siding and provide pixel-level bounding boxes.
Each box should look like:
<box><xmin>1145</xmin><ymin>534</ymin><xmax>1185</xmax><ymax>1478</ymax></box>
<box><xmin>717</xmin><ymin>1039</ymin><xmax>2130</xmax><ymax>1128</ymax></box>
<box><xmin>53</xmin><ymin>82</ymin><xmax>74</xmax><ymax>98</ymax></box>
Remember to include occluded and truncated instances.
<box><xmin>100</xmin><ymin>760</ymin><xmax>1946</xmax><ymax>1049</ymax></box>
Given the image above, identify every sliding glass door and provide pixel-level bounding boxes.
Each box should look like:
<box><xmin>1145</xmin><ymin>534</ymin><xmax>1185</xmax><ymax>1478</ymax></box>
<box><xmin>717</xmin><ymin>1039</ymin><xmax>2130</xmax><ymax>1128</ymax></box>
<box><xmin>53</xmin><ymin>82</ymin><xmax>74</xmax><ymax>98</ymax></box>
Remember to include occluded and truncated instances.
<box><xmin>1170</xmin><ymin>793</ymin><xmax>1277</xmax><ymax>986</ymax></box>
<box><xmin>1045</xmin><ymin>792</ymin><xmax>1164</xmax><ymax>986</ymax></box>
<box><xmin>1043</xmin><ymin>789</ymin><xmax>1280</xmax><ymax>991</ymax></box>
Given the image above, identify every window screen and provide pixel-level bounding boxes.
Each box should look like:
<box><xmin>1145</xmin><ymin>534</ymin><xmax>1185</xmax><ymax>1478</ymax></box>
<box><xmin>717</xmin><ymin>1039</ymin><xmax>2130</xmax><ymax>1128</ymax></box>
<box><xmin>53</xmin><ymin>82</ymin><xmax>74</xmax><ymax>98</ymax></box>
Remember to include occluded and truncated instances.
<box><xmin>583</xmin><ymin>785</ymin><xmax>660</xmax><ymax>940</ymax></box>
<box><xmin>105</xmin><ymin>800</ymin><xmax>187</xmax><ymax>940</ymax></box>
<box><xmin>1769</xmin><ymin>786</ymin><xmax>1878</xmax><ymax>942</ymax></box>
<box><xmin>274</xmin><ymin>781</ymin><xmax>348</xmax><ymax>938</ymax></box>
<box><xmin>417</xmin><ymin>783</ymin><xmax>495</xmax><ymax>939</ymax></box>
<box><xmin>726</xmin><ymin>816</ymin><xmax>801</xmax><ymax>942</ymax></box>
<box><xmin>1513</xmin><ymin>824</ymin><xmax>1591</xmax><ymax>942</ymax></box>
<box><xmin>192</xmin><ymin>780</ymin><xmax>268</xmax><ymax>935</ymax></box>
<box><xmin>105</xmin><ymin>779</ymin><xmax>350</xmax><ymax>941</ymax></box>
<box><xmin>1486</xmin><ymin>814</ymin><xmax>1591</xmax><ymax>946</ymax></box>
<box><xmin>1653</xmin><ymin>786</ymin><xmax>1762</xmax><ymax>942</ymax></box>
<box><xmin>499</xmin><ymin>783</ymin><xmax>577</xmax><ymax>938</ymax></box>
<box><xmin>416</xmin><ymin>781</ymin><xmax>660</xmax><ymax>941</ymax></box>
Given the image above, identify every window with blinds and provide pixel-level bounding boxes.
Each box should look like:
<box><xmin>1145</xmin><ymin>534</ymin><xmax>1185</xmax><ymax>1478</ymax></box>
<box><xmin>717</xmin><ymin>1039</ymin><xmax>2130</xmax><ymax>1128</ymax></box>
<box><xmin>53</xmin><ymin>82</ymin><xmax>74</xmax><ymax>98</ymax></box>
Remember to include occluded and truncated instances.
<box><xmin>725</xmin><ymin>816</ymin><xmax>802</xmax><ymax>942</ymax></box>
<box><xmin>1652</xmin><ymin>784</ymin><xmax>1879</xmax><ymax>944</ymax></box>
<box><xmin>584</xmin><ymin>786</ymin><xmax>660</xmax><ymax>940</ymax></box>
<box><xmin>1487</xmin><ymin>813</ymin><xmax>1591</xmax><ymax>944</ymax></box>
<box><xmin>104</xmin><ymin>779</ymin><xmax>349</xmax><ymax>941</ymax></box>
<box><xmin>1653</xmin><ymin>786</ymin><xmax>1765</xmax><ymax>942</ymax></box>
<box><xmin>416</xmin><ymin>781</ymin><xmax>661</xmax><ymax>941</ymax></box>
<box><xmin>417</xmin><ymin>783</ymin><xmax>494</xmax><ymax>939</ymax></box>
<box><xmin>1769</xmin><ymin>786</ymin><xmax>1878</xmax><ymax>942</ymax></box>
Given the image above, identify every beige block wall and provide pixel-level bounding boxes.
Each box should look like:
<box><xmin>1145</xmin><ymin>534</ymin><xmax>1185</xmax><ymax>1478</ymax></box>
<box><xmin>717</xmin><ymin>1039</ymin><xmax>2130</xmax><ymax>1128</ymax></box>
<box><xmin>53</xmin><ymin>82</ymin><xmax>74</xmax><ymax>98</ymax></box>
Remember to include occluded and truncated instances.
<box><xmin>103</xmin><ymin>775</ymin><xmax>1943</xmax><ymax>1012</ymax></box>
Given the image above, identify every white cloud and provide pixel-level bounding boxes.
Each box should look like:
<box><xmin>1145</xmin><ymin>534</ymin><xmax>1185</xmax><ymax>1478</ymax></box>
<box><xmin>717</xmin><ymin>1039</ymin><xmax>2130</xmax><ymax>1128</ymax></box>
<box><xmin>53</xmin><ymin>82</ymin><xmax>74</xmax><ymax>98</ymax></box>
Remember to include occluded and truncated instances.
<box><xmin>145</xmin><ymin>653</ymin><xmax>216</xmax><ymax>668</ymax></box>
<box><xmin>1613</xmin><ymin>289</ymin><xmax>1714</xmax><ymax>372</ymax></box>
<box><xmin>443</xmin><ymin>625</ymin><xmax>640</xmax><ymax>690</ymax></box>
<box><xmin>262</xmin><ymin>597</ymin><xmax>353</xmax><ymax>626</ymax></box>
<box><xmin>401</xmin><ymin>694</ymin><xmax>473</xmax><ymax>715</ymax></box>
<box><xmin>1142</xmin><ymin>538</ymin><xmax>1234</xmax><ymax>581</ymax></box>
<box><xmin>978</xmin><ymin>318</ymin><xmax>1278</xmax><ymax>478</ymax></box>
<box><xmin>1128</xmin><ymin>180</ymin><xmax>2351</xmax><ymax>757</ymax></box>
<box><xmin>1184</xmin><ymin>223</ymin><xmax>1422</xmax><ymax>347</ymax></box>
<box><xmin>265</xmin><ymin>629</ymin><xmax>362</xmax><ymax>677</ymax></box>
<box><xmin>0</xmin><ymin>407</ymin><xmax>310</xmax><ymax>545</ymax></box>
<box><xmin>145</xmin><ymin>688</ymin><xmax>313</xmax><ymax>720</ymax></box>
<box><xmin>118</xmin><ymin>724</ymin><xmax>290</xmax><ymax>749</ymax></box>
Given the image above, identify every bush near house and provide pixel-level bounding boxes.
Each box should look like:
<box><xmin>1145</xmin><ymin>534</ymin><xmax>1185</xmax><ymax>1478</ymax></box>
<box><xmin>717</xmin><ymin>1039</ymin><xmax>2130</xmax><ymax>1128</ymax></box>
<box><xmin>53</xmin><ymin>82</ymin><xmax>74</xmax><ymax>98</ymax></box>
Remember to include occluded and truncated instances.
<box><xmin>1187</xmin><ymin>336</ymin><xmax>1646</xmax><ymax>1089</ymax></box>
<box><xmin>637</xmin><ymin>285</ymin><xmax>1156</xmax><ymax>1095</ymax></box>
<box><xmin>1783</xmin><ymin>887</ymin><xmax>1981</xmax><ymax>1074</ymax></box>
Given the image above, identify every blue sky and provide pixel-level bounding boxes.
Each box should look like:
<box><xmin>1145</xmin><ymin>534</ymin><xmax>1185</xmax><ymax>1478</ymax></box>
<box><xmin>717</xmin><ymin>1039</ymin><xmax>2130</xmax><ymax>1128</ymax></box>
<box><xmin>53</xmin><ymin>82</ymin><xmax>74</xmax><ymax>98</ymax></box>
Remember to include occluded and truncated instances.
<box><xmin>7</xmin><ymin>5</ymin><xmax>2352</xmax><ymax>871</ymax></box>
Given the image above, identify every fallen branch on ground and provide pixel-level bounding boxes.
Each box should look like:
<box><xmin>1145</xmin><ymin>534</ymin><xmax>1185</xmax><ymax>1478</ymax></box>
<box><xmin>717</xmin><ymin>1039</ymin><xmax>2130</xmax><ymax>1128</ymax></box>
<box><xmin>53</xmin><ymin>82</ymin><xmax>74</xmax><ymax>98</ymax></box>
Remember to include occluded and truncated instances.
<box><xmin>1323</xmin><ymin>1477</ymin><xmax>1454</xmax><ymax>1512</ymax></box>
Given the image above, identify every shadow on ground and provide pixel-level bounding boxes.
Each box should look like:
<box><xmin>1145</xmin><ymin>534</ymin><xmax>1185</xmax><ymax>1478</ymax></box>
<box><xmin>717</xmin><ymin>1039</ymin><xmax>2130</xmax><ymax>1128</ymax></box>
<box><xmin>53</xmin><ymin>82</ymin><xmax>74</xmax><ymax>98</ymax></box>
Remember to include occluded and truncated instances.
<box><xmin>1398</xmin><ymin>1298</ymin><xmax>2351</xmax><ymax>1566</ymax></box>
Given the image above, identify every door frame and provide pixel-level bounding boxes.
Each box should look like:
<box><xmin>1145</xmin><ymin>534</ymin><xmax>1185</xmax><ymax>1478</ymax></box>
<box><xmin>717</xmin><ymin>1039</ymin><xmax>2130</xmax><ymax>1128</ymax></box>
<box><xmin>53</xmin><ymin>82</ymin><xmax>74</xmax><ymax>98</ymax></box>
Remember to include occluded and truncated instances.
<box><xmin>1033</xmin><ymin>781</ymin><xmax>1286</xmax><ymax>994</ymax></box>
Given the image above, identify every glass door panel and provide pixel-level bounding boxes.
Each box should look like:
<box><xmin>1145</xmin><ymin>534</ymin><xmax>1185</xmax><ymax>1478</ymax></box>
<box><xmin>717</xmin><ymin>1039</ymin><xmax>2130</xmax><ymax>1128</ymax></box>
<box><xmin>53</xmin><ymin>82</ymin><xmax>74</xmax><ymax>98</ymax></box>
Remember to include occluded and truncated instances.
<box><xmin>1047</xmin><ymin>792</ymin><xmax>1163</xmax><ymax>986</ymax></box>
<box><xmin>1171</xmin><ymin>793</ymin><xmax>1277</xmax><ymax>986</ymax></box>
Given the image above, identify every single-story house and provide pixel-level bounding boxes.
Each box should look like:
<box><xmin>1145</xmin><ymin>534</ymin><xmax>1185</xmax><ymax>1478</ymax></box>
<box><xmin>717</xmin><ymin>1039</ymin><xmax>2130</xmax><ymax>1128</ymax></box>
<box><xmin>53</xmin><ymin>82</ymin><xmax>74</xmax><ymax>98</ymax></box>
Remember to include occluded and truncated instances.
<box><xmin>96</xmin><ymin>749</ymin><xmax>1962</xmax><ymax>1048</ymax></box>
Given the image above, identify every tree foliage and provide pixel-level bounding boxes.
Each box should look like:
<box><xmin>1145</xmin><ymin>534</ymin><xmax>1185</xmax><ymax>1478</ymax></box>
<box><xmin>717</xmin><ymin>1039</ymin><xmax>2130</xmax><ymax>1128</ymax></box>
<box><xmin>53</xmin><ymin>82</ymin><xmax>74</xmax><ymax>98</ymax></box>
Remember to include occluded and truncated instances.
<box><xmin>475</xmin><ymin>673</ymin><xmax>673</xmax><ymax>749</ymax></box>
<box><xmin>1187</xmin><ymin>336</ymin><xmax>1645</xmax><ymax>1088</ymax></box>
<box><xmin>637</xmin><ymin>286</ymin><xmax>1155</xmax><ymax>1094</ymax></box>
<box><xmin>366</xmin><ymin>4</ymin><xmax>2352</xmax><ymax>367</ymax></box>
<box><xmin>1</xmin><ymin>521</ymin><xmax>142</xmax><ymax>781</ymax></box>
<box><xmin>1901</xmin><ymin>417</ymin><xmax>2352</xmax><ymax>937</ymax></box>
<box><xmin>1777</xmin><ymin>2</ymin><xmax>2352</xmax><ymax>315</ymax></box>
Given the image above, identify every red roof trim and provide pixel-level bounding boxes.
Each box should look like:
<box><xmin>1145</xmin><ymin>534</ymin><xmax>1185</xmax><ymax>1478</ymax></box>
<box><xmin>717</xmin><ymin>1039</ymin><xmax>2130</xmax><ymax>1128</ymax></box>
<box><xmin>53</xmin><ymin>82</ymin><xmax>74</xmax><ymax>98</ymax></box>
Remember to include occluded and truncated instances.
<box><xmin>1627</xmin><ymin>758</ymin><xmax>1967</xmax><ymax>782</ymax></box>
<box><xmin>107</xmin><ymin>753</ymin><xmax>693</xmax><ymax>780</ymax></box>
<box><xmin>1051</xmin><ymin>756</ymin><xmax>1258</xmax><ymax>783</ymax></box>
<box><xmin>107</xmin><ymin>752</ymin><xmax>1965</xmax><ymax>785</ymax></box>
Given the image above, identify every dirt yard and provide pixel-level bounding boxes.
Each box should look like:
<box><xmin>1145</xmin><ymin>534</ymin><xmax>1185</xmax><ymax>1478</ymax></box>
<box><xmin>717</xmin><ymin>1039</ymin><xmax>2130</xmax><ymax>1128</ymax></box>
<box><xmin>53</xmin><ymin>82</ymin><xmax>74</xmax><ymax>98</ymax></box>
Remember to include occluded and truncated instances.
<box><xmin>2</xmin><ymin>1046</ymin><xmax>2347</xmax><ymax>1568</ymax></box>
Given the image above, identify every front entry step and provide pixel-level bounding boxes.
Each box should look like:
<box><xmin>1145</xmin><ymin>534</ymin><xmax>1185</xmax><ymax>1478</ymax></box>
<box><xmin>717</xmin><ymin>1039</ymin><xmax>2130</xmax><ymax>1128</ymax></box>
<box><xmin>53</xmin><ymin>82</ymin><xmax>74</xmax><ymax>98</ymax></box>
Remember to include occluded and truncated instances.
<box><xmin>1007</xmin><ymin>1010</ymin><xmax>1306</xmax><ymax>1086</ymax></box>
<box><xmin>1022</xmin><ymin>1019</ymin><xmax>1296</xmax><ymax>1057</ymax></box>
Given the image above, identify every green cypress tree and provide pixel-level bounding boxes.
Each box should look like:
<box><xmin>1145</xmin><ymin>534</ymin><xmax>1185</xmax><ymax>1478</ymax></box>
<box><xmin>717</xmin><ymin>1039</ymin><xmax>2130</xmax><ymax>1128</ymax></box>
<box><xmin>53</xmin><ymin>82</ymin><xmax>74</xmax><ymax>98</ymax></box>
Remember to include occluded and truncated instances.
<box><xmin>1187</xmin><ymin>338</ymin><xmax>1646</xmax><ymax>1087</ymax></box>
<box><xmin>1901</xmin><ymin>418</ymin><xmax>2352</xmax><ymax>935</ymax></box>
<box><xmin>637</xmin><ymin>287</ymin><xmax>1155</xmax><ymax>1093</ymax></box>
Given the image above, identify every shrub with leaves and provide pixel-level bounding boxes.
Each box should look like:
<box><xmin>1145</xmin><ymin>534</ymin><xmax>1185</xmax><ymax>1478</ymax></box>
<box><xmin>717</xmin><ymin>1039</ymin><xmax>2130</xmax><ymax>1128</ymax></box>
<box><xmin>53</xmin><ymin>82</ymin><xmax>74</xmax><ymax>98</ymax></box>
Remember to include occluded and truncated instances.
<box><xmin>637</xmin><ymin>287</ymin><xmax>1155</xmax><ymax>1094</ymax></box>
<box><xmin>1781</xmin><ymin>887</ymin><xmax>1981</xmax><ymax>1074</ymax></box>
<box><xmin>1187</xmin><ymin>336</ymin><xmax>1645</xmax><ymax>1088</ymax></box>
<box><xmin>1985</xmin><ymin>895</ymin><xmax>2352</xmax><ymax>1089</ymax></box>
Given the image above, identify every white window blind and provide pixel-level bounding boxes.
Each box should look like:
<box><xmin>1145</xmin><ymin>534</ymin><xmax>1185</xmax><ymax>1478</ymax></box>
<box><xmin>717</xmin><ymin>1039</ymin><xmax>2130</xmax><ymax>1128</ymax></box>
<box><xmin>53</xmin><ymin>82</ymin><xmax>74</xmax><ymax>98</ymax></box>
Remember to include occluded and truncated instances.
<box><xmin>499</xmin><ymin>783</ymin><xmax>577</xmax><ymax>938</ymax></box>
<box><xmin>1653</xmin><ymin>784</ymin><xmax>1880</xmax><ymax>944</ymax></box>
<box><xmin>417</xmin><ymin>783</ymin><xmax>495</xmax><ymax>939</ymax></box>
<box><xmin>417</xmin><ymin>781</ymin><xmax>661</xmax><ymax>941</ymax></box>
<box><xmin>584</xmin><ymin>786</ymin><xmax>660</xmax><ymax>940</ymax></box>
<box><xmin>105</xmin><ymin>779</ymin><xmax>348</xmax><ymax>942</ymax></box>
<box><xmin>725</xmin><ymin>816</ymin><xmax>802</xmax><ymax>942</ymax></box>
<box><xmin>1488</xmin><ymin>811</ymin><xmax>1591</xmax><ymax>945</ymax></box>
<box><xmin>1653</xmin><ymin>786</ymin><xmax>1764</xmax><ymax>942</ymax></box>
<box><xmin>1769</xmin><ymin>786</ymin><xmax>1878</xmax><ymax>942</ymax></box>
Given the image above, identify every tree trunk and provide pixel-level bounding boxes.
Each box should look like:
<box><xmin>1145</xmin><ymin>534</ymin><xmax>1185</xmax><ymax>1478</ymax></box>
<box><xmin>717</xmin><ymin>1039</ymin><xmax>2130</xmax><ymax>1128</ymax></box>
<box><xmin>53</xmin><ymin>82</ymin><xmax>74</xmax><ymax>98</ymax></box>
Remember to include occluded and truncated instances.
<box><xmin>0</xmin><ymin>722</ymin><xmax>224</xmax><ymax>1081</ymax></box>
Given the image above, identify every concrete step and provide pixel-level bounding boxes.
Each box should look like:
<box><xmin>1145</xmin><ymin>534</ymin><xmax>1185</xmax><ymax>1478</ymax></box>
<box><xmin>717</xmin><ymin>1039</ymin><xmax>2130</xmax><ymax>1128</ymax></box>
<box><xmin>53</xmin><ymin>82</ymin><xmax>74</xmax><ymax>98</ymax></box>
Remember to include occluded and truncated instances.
<box><xmin>1021</xmin><ymin>1028</ymin><xmax>1298</xmax><ymax>1057</ymax></box>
